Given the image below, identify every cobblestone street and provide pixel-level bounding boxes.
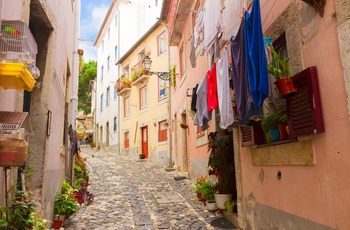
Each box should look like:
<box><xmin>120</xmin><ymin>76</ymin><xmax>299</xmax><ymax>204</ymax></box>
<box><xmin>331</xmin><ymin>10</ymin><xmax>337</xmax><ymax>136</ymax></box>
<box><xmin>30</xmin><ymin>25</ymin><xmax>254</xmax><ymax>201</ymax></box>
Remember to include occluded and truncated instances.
<box><xmin>64</xmin><ymin>145</ymin><xmax>238</xmax><ymax>230</ymax></box>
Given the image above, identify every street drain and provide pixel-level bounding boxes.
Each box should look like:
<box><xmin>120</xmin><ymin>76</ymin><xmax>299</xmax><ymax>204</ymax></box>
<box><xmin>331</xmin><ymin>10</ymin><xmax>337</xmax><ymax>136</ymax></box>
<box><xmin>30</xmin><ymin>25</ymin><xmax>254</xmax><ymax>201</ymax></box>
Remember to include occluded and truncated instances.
<box><xmin>165</xmin><ymin>168</ymin><xmax>176</xmax><ymax>172</ymax></box>
<box><xmin>173</xmin><ymin>176</ymin><xmax>187</xmax><ymax>181</ymax></box>
<box><xmin>210</xmin><ymin>217</ymin><xmax>237</xmax><ymax>229</ymax></box>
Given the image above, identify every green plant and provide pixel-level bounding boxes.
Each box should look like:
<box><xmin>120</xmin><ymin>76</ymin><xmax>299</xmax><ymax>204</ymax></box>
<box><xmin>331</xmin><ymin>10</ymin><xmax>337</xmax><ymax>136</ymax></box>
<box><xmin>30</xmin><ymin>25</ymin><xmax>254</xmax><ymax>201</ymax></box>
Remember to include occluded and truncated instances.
<box><xmin>194</xmin><ymin>177</ymin><xmax>206</xmax><ymax>194</ymax></box>
<box><xmin>201</xmin><ymin>181</ymin><xmax>215</xmax><ymax>201</ymax></box>
<box><xmin>62</xmin><ymin>180</ymin><xmax>74</xmax><ymax>196</ymax></box>
<box><xmin>267</xmin><ymin>46</ymin><xmax>291</xmax><ymax>81</ymax></box>
<box><xmin>121</xmin><ymin>76</ymin><xmax>130</xmax><ymax>84</ymax></box>
<box><xmin>130</xmin><ymin>71</ymin><xmax>139</xmax><ymax>82</ymax></box>
<box><xmin>207</xmin><ymin>132</ymin><xmax>235</xmax><ymax>194</ymax></box>
<box><xmin>278</xmin><ymin>113</ymin><xmax>288</xmax><ymax>124</ymax></box>
<box><xmin>54</xmin><ymin>192</ymin><xmax>78</xmax><ymax>218</ymax></box>
<box><xmin>261</xmin><ymin>113</ymin><xmax>280</xmax><ymax>133</ymax></box>
<box><xmin>169</xmin><ymin>64</ymin><xmax>176</xmax><ymax>87</ymax></box>
<box><xmin>0</xmin><ymin>191</ymin><xmax>47</xmax><ymax>230</ymax></box>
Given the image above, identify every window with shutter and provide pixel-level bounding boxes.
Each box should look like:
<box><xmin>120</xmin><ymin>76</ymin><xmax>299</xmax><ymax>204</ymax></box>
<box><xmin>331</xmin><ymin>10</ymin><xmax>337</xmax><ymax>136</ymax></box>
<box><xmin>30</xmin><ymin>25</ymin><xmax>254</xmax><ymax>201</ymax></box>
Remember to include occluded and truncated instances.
<box><xmin>241</xmin><ymin>126</ymin><xmax>255</xmax><ymax>147</ymax></box>
<box><xmin>286</xmin><ymin>66</ymin><xmax>324</xmax><ymax>138</ymax></box>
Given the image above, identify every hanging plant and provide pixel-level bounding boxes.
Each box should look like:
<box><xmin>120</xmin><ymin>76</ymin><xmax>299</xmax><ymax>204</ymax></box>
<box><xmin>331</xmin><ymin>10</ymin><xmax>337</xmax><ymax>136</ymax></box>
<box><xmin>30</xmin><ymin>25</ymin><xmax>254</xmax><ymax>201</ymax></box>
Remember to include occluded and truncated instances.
<box><xmin>169</xmin><ymin>64</ymin><xmax>177</xmax><ymax>87</ymax></box>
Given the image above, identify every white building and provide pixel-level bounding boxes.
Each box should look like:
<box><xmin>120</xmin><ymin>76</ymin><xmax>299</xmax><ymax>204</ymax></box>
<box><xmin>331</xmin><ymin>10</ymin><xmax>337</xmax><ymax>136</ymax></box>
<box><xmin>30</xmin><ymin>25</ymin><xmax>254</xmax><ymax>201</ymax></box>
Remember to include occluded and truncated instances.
<box><xmin>93</xmin><ymin>0</ymin><xmax>161</xmax><ymax>152</ymax></box>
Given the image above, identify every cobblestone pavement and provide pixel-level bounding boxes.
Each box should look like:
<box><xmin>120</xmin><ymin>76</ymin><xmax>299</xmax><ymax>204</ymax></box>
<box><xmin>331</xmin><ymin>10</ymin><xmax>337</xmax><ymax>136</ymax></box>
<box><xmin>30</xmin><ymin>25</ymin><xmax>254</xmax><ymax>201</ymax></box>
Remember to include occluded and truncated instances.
<box><xmin>63</xmin><ymin>145</ymin><xmax>237</xmax><ymax>230</ymax></box>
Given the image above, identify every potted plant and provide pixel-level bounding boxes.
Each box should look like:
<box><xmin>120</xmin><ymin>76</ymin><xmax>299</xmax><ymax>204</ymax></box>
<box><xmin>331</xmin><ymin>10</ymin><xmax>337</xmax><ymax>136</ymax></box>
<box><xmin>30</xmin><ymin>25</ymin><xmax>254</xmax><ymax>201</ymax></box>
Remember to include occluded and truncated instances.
<box><xmin>261</xmin><ymin>113</ymin><xmax>280</xmax><ymax>142</ymax></box>
<box><xmin>224</xmin><ymin>200</ymin><xmax>236</xmax><ymax>213</ymax></box>
<box><xmin>267</xmin><ymin>46</ymin><xmax>297</xmax><ymax>97</ymax></box>
<box><xmin>139</xmin><ymin>153</ymin><xmax>145</xmax><ymax>159</ymax></box>
<box><xmin>194</xmin><ymin>177</ymin><xmax>206</xmax><ymax>202</ymax></box>
<box><xmin>278</xmin><ymin>113</ymin><xmax>289</xmax><ymax>140</ymax></box>
<box><xmin>200</xmin><ymin>180</ymin><xmax>217</xmax><ymax>211</ymax></box>
<box><xmin>207</xmin><ymin>132</ymin><xmax>235</xmax><ymax>210</ymax></box>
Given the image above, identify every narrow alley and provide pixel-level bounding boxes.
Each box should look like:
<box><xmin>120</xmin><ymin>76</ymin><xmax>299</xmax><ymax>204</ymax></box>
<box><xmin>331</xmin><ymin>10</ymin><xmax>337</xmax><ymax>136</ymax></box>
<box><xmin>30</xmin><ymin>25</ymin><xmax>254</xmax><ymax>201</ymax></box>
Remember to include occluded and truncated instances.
<box><xmin>65</xmin><ymin>145</ymin><xmax>238</xmax><ymax>230</ymax></box>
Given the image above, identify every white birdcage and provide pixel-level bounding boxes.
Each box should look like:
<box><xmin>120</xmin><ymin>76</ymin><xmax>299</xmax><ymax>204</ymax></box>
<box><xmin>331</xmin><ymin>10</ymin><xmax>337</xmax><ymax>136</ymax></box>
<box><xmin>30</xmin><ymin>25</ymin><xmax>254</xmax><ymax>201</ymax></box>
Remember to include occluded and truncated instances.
<box><xmin>0</xmin><ymin>20</ymin><xmax>40</xmax><ymax>78</ymax></box>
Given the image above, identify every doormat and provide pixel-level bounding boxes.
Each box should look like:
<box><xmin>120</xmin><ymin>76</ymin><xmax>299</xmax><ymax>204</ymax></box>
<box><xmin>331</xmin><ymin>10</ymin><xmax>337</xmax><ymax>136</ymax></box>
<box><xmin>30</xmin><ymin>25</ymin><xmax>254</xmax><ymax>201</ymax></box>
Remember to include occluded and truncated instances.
<box><xmin>210</xmin><ymin>217</ymin><xmax>237</xmax><ymax>229</ymax></box>
<box><xmin>165</xmin><ymin>168</ymin><xmax>176</xmax><ymax>172</ymax></box>
<box><xmin>173</xmin><ymin>176</ymin><xmax>187</xmax><ymax>181</ymax></box>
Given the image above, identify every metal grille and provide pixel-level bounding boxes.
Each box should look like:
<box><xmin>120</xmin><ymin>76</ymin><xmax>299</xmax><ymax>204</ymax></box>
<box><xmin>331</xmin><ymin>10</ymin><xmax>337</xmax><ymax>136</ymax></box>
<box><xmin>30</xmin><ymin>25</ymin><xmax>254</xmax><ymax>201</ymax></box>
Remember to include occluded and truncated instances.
<box><xmin>0</xmin><ymin>111</ymin><xmax>28</xmax><ymax>131</ymax></box>
<box><xmin>0</xmin><ymin>20</ymin><xmax>40</xmax><ymax>78</ymax></box>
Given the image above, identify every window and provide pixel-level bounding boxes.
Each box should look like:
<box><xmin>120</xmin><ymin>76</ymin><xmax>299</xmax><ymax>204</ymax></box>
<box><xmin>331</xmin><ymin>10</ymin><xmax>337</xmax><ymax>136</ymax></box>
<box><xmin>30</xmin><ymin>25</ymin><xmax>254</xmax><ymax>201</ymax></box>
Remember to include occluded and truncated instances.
<box><xmin>139</xmin><ymin>50</ymin><xmax>145</xmax><ymax>61</ymax></box>
<box><xmin>158</xmin><ymin>78</ymin><xmax>167</xmax><ymax>101</ymax></box>
<box><xmin>124</xmin><ymin>132</ymin><xmax>129</xmax><ymax>148</ymax></box>
<box><xmin>157</xmin><ymin>31</ymin><xmax>167</xmax><ymax>56</ymax></box>
<box><xmin>115</xmin><ymin>46</ymin><xmax>118</xmax><ymax>60</ymax></box>
<box><xmin>180</xmin><ymin>46</ymin><xmax>185</xmax><ymax>77</ymax></box>
<box><xmin>115</xmin><ymin>14</ymin><xmax>118</xmax><ymax>27</ymax></box>
<box><xmin>106</xmin><ymin>87</ymin><xmax>110</xmax><ymax>106</ymax></box>
<box><xmin>100</xmin><ymin>94</ymin><xmax>103</xmax><ymax>112</ymax></box>
<box><xmin>196</xmin><ymin>125</ymin><xmax>204</xmax><ymax>138</ymax></box>
<box><xmin>101</xmin><ymin>65</ymin><xmax>104</xmax><ymax>79</ymax></box>
<box><xmin>108</xmin><ymin>28</ymin><xmax>110</xmax><ymax>41</ymax></box>
<box><xmin>140</xmin><ymin>85</ymin><xmax>148</xmax><ymax>109</ymax></box>
<box><xmin>158</xmin><ymin>120</ymin><xmax>167</xmax><ymax>142</ymax></box>
<box><xmin>113</xmin><ymin>117</ymin><xmax>117</xmax><ymax>131</ymax></box>
<box><xmin>114</xmin><ymin>85</ymin><xmax>117</xmax><ymax>99</ymax></box>
<box><xmin>124</xmin><ymin>96</ymin><xmax>130</xmax><ymax>117</ymax></box>
<box><xmin>155</xmin><ymin>0</ymin><xmax>158</xmax><ymax>6</ymax></box>
<box><xmin>107</xmin><ymin>56</ymin><xmax>110</xmax><ymax>71</ymax></box>
<box><xmin>102</xmin><ymin>40</ymin><xmax>104</xmax><ymax>52</ymax></box>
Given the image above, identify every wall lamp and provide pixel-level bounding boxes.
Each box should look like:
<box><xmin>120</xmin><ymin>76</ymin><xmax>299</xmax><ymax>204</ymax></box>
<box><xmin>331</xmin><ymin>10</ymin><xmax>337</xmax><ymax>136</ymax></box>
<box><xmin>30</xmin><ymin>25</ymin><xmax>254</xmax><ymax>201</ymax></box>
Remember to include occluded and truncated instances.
<box><xmin>143</xmin><ymin>56</ymin><xmax>170</xmax><ymax>81</ymax></box>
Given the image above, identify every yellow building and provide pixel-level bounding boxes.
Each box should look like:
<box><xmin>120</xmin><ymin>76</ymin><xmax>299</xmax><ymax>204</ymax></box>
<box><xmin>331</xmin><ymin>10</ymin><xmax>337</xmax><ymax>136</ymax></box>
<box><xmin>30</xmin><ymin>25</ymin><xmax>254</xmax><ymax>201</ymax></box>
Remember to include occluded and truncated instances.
<box><xmin>116</xmin><ymin>21</ymin><xmax>170</xmax><ymax>165</ymax></box>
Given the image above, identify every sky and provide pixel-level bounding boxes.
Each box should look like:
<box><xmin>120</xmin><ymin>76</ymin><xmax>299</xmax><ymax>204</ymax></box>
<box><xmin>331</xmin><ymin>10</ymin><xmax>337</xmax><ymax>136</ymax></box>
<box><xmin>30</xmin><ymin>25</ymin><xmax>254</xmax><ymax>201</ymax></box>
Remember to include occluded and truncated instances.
<box><xmin>79</xmin><ymin>0</ymin><xmax>112</xmax><ymax>61</ymax></box>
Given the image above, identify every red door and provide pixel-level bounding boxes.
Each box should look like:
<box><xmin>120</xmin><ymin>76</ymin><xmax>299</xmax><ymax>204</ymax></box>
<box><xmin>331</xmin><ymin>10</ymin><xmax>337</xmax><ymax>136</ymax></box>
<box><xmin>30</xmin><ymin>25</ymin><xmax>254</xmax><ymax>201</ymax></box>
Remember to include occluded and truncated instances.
<box><xmin>141</xmin><ymin>126</ymin><xmax>148</xmax><ymax>158</ymax></box>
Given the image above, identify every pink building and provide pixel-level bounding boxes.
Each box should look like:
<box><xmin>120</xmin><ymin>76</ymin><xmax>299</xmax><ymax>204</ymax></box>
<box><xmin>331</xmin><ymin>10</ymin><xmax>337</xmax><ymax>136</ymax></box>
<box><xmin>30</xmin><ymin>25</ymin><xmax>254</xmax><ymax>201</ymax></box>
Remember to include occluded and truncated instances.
<box><xmin>163</xmin><ymin>0</ymin><xmax>350</xmax><ymax>229</ymax></box>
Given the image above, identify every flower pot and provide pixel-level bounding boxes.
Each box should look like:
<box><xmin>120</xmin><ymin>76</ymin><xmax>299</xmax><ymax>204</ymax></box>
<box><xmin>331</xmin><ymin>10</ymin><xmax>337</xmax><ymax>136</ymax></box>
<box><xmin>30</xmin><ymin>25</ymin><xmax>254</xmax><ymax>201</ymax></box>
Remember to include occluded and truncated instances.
<box><xmin>278</xmin><ymin>123</ymin><xmax>289</xmax><ymax>140</ymax></box>
<box><xmin>74</xmin><ymin>193</ymin><xmax>84</xmax><ymax>204</ymax></box>
<box><xmin>214</xmin><ymin>193</ymin><xmax>232</xmax><ymax>210</ymax></box>
<box><xmin>206</xmin><ymin>200</ymin><xmax>217</xmax><ymax>211</ymax></box>
<box><xmin>224</xmin><ymin>201</ymin><xmax>235</xmax><ymax>213</ymax></box>
<box><xmin>0</xmin><ymin>137</ymin><xmax>28</xmax><ymax>167</ymax></box>
<box><xmin>52</xmin><ymin>219</ymin><xmax>62</xmax><ymax>229</ymax></box>
<box><xmin>269</xmin><ymin>128</ymin><xmax>280</xmax><ymax>142</ymax></box>
<box><xmin>274</xmin><ymin>77</ymin><xmax>298</xmax><ymax>97</ymax></box>
<box><xmin>265</xmin><ymin>132</ymin><xmax>272</xmax><ymax>144</ymax></box>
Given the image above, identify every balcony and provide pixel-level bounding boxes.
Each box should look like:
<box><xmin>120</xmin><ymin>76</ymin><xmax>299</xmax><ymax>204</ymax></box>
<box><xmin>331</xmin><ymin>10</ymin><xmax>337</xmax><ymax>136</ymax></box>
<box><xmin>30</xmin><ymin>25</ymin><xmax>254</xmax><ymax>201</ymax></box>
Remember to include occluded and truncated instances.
<box><xmin>116</xmin><ymin>76</ymin><xmax>131</xmax><ymax>96</ymax></box>
<box><xmin>130</xmin><ymin>59</ymin><xmax>149</xmax><ymax>86</ymax></box>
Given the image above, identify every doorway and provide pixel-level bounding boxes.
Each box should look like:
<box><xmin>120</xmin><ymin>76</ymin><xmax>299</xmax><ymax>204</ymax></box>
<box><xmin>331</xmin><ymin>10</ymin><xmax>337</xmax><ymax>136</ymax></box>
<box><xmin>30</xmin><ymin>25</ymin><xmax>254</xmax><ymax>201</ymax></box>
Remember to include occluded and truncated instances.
<box><xmin>106</xmin><ymin>122</ymin><xmax>109</xmax><ymax>148</ymax></box>
<box><xmin>141</xmin><ymin>126</ymin><xmax>148</xmax><ymax>158</ymax></box>
<box><xmin>181</xmin><ymin>112</ymin><xmax>188</xmax><ymax>172</ymax></box>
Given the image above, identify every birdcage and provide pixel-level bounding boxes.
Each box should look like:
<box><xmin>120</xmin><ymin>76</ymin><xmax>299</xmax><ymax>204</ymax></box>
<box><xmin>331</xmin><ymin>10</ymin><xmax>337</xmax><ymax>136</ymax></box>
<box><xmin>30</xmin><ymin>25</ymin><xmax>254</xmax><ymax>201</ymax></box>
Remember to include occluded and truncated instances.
<box><xmin>0</xmin><ymin>20</ymin><xmax>39</xmax><ymax>78</ymax></box>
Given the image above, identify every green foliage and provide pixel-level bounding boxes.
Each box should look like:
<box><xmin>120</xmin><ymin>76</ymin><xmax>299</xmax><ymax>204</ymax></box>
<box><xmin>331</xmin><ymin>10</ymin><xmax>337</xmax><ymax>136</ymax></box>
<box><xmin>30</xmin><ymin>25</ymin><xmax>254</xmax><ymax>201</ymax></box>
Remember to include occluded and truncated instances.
<box><xmin>207</xmin><ymin>132</ymin><xmax>235</xmax><ymax>194</ymax></box>
<box><xmin>78</xmin><ymin>60</ymin><xmax>97</xmax><ymax>115</ymax></box>
<box><xmin>62</xmin><ymin>180</ymin><xmax>74</xmax><ymax>195</ymax></box>
<box><xmin>200</xmin><ymin>181</ymin><xmax>215</xmax><ymax>201</ymax></box>
<box><xmin>0</xmin><ymin>191</ymin><xmax>47</xmax><ymax>230</ymax></box>
<box><xmin>278</xmin><ymin>113</ymin><xmax>288</xmax><ymax>124</ymax></box>
<box><xmin>54</xmin><ymin>192</ymin><xmax>77</xmax><ymax>217</ymax></box>
<box><xmin>261</xmin><ymin>113</ymin><xmax>280</xmax><ymax>132</ymax></box>
<box><xmin>267</xmin><ymin>46</ymin><xmax>291</xmax><ymax>81</ymax></box>
<box><xmin>194</xmin><ymin>177</ymin><xmax>206</xmax><ymax>193</ymax></box>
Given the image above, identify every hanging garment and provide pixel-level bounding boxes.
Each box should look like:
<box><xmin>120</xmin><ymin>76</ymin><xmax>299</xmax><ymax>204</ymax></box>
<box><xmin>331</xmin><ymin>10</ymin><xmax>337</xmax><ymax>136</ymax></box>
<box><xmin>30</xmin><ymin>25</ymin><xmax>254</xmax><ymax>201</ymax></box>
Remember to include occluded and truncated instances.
<box><xmin>194</xmin><ymin>10</ymin><xmax>204</xmax><ymax>48</ymax></box>
<box><xmin>207</xmin><ymin>63</ymin><xmax>218</xmax><ymax>112</ymax></box>
<box><xmin>194</xmin><ymin>75</ymin><xmax>212</xmax><ymax>131</ymax></box>
<box><xmin>216</xmin><ymin>48</ymin><xmax>234</xmax><ymax>129</ymax></box>
<box><xmin>191</xmin><ymin>84</ymin><xmax>199</xmax><ymax>112</ymax></box>
<box><xmin>238</xmin><ymin>102</ymin><xmax>263</xmax><ymax>126</ymax></box>
<box><xmin>190</xmin><ymin>36</ymin><xmax>196</xmax><ymax>68</ymax></box>
<box><xmin>230</xmin><ymin>21</ymin><xmax>251</xmax><ymax>120</ymax></box>
<box><xmin>203</xmin><ymin>0</ymin><xmax>221</xmax><ymax>51</ymax></box>
<box><xmin>221</xmin><ymin>0</ymin><xmax>246</xmax><ymax>41</ymax></box>
<box><xmin>244</xmin><ymin>0</ymin><xmax>269</xmax><ymax>106</ymax></box>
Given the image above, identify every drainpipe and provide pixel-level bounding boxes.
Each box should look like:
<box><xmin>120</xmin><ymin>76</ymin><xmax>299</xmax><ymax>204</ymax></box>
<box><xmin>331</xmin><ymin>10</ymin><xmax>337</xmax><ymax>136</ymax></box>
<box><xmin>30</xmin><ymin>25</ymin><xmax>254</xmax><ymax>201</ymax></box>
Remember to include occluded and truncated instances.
<box><xmin>159</xmin><ymin>19</ymin><xmax>172</xmax><ymax>168</ymax></box>
<box><xmin>71</xmin><ymin>0</ymin><xmax>80</xmax><ymax>132</ymax></box>
<box><xmin>116</xmin><ymin>3</ymin><xmax>121</xmax><ymax>154</ymax></box>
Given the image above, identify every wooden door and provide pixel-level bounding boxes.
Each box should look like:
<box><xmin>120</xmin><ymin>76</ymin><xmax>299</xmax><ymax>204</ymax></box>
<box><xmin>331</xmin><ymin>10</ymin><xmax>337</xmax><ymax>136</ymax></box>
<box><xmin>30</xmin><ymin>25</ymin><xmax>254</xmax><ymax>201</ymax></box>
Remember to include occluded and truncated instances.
<box><xmin>141</xmin><ymin>126</ymin><xmax>148</xmax><ymax>158</ymax></box>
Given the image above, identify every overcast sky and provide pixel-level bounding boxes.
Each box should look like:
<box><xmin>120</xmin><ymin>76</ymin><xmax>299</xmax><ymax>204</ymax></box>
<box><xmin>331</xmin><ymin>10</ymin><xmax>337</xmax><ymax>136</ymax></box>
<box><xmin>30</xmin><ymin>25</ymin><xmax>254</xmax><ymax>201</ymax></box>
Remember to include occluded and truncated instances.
<box><xmin>79</xmin><ymin>0</ymin><xmax>111</xmax><ymax>61</ymax></box>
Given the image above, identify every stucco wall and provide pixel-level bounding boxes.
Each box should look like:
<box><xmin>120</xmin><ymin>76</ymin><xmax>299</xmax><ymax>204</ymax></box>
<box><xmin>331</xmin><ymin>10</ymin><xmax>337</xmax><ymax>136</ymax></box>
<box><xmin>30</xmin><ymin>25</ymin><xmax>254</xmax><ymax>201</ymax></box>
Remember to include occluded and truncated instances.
<box><xmin>239</xmin><ymin>0</ymin><xmax>350</xmax><ymax>229</ymax></box>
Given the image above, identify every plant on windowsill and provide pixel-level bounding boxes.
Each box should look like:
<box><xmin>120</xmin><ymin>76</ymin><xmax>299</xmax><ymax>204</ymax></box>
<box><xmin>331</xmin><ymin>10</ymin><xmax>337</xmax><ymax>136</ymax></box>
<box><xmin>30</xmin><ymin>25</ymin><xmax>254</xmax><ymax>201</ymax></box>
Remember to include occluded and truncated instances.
<box><xmin>261</xmin><ymin>113</ymin><xmax>280</xmax><ymax>142</ymax></box>
<box><xmin>267</xmin><ymin>46</ymin><xmax>297</xmax><ymax>97</ymax></box>
<box><xmin>207</xmin><ymin>132</ymin><xmax>235</xmax><ymax>210</ymax></box>
<box><xmin>278</xmin><ymin>113</ymin><xmax>289</xmax><ymax>140</ymax></box>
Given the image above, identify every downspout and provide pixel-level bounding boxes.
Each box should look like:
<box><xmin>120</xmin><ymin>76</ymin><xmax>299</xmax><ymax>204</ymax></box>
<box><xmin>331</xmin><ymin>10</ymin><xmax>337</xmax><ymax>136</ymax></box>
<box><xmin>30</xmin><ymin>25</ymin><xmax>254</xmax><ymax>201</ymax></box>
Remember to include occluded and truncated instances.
<box><xmin>70</xmin><ymin>0</ymin><xmax>80</xmax><ymax>181</ymax></box>
<box><xmin>117</xmin><ymin>3</ymin><xmax>121</xmax><ymax>154</ymax></box>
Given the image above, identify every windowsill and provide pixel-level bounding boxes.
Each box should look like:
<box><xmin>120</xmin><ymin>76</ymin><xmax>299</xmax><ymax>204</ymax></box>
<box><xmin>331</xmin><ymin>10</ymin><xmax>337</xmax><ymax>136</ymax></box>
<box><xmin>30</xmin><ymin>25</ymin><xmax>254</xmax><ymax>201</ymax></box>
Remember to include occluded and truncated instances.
<box><xmin>255</xmin><ymin>138</ymin><xmax>297</xmax><ymax>148</ymax></box>
<box><xmin>138</xmin><ymin>107</ymin><xmax>149</xmax><ymax>114</ymax></box>
<box><xmin>157</xmin><ymin>98</ymin><xmax>168</xmax><ymax>106</ymax></box>
<box><xmin>158</xmin><ymin>140</ymin><xmax>168</xmax><ymax>145</ymax></box>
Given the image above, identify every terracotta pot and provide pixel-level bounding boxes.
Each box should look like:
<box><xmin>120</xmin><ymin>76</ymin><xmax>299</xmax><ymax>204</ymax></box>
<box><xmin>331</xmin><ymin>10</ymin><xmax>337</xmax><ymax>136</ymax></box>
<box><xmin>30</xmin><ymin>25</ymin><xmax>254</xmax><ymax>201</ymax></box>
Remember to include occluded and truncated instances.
<box><xmin>274</xmin><ymin>77</ymin><xmax>298</xmax><ymax>97</ymax></box>
<box><xmin>278</xmin><ymin>123</ymin><xmax>289</xmax><ymax>140</ymax></box>
<box><xmin>52</xmin><ymin>219</ymin><xmax>62</xmax><ymax>229</ymax></box>
<box><xmin>74</xmin><ymin>193</ymin><xmax>84</xmax><ymax>204</ymax></box>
